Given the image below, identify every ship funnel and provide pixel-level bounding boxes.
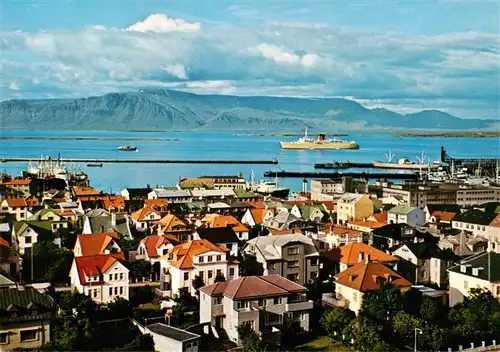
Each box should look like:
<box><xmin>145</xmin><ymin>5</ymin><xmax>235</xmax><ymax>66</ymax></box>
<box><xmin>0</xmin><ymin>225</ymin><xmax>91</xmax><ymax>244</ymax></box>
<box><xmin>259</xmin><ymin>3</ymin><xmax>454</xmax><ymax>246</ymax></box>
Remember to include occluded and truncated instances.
<box><xmin>318</xmin><ymin>134</ymin><xmax>326</xmax><ymax>141</ymax></box>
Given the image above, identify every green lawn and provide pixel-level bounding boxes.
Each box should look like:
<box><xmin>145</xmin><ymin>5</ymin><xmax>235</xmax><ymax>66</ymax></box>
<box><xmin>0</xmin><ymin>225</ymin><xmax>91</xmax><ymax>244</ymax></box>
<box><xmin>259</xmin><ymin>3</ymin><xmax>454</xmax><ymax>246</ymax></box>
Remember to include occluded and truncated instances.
<box><xmin>293</xmin><ymin>336</ymin><xmax>350</xmax><ymax>352</ymax></box>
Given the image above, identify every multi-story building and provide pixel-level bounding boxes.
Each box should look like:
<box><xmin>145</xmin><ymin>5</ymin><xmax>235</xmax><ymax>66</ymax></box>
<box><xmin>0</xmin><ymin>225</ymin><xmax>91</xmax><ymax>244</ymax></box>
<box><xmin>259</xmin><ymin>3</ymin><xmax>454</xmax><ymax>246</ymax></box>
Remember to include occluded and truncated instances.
<box><xmin>148</xmin><ymin>189</ymin><xmax>192</xmax><ymax>203</ymax></box>
<box><xmin>199</xmin><ymin>275</ymin><xmax>313</xmax><ymax>345</ymax></box>
<box><xmin>335</xmin><ymin>242</ymin><xmax>398</xmax><ymax>272</ymax></box>
<box><xmin>199</xmin><ymin>175</ymin><xmax>246</xmax><ymax>190</ymax></box>
<box><xmin>0</xmin><ymin>287</ymin><xmax>56</xmax><ymax>351</ymax></box>
<box><xmin>120</xmin><ymin>187</ymin><xmax>152</xmax><ymax>201</ymax></box>
<box><xmin>0</xmin><ymin>178</ymin><xmax>33</xmax><ymax>197</ymax></box>
<box><xmin>130</xmin><ymin>206</ymin><xmax>163</xmax><ymax>232</ymax></box>
<box><xmin>243</xmin><ymin>234</ymin><xmax>320</xmax><ymax>285</ymax></box>
<box><xmin>336</xmin><ymin>193</ymin><xmax>373</xmax><ymax>225</ymax></box>
<box><xmin>456</xmin><ymin>185</ymin><xmax>500</xmax><ymax>207</ymax></box>
<box><xmin>377</xmin><ymin>181</ymin><xmax>457</xmax><ymax>207</ymax></box>
<box><xmin>451</xmin><ymin>209</ymin><xmax>499</xmax><ymax>239</ymax></box>
<box><xmin>387</xmin><ymin>205</ymin><xmax>426</xmax><ymax>228</ymax></box>
<box><xmin>326</xmin><ymin>260</ymin><xmax>412</xmax><ymax>314</ymax></box>
<box><xmin>310</xmin><ymin>177</ymin><xmax>367</xmax><ymax>201</ymax></box>
<box><xmin>69</xmin><ymin>254</ymin><xmax>130</xmax><ymax>303</ymax></box>
<box><xmin>160</xmin><ymin>239</ymin><xmax>239</xmax><ymax>297</ymax></box>
<box><xmin>448</xmin><ymin>251</ymin><xmax>500</xmax><ymax>307</ymax></box>
<box><xmin>0</xmin><ymin>198</ymin><xmax>29</xmax><ymax>221</ymax></box>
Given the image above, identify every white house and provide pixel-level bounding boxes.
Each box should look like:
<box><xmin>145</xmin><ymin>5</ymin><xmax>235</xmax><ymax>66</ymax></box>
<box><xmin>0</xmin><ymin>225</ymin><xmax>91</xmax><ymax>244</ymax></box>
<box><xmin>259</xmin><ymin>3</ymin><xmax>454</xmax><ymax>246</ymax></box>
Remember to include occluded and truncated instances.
<box><xmin>0</xmin><ymin>198</ymin><xmax>29</xmax><ymax>221</ymax></box>
<box><xmin>69</xmin><ymin>254</ymin><xmax>129</xmax><ymax>304</ymax></box>
<box><xmin>148</xmin><ymin>189</ymin><xmax>192</xmax><ymax>204</ymax></box>
<box><xmin>136</xmin><ymin>235</ymin><xmax>177</xmax><ymax>263</ymax></box>
<box><xmin>130</xmin><ymin>207</ymin><xmax>162</xmax><ymax>232</ymax></box>
<box><xmin>11</xmin><ymin>221</ymin><xmax>56</xmax><ymax>255</ymax></box>
<box><xmin>144</xmin><ymin>323</ymin><xmax>201</xmax><ymax>352</ymax></box>
<box><xmin>451</xmin><ymin>209</ymin><xmax>500</xmax><ymax>240</ymax></box>
<box><xmin>387</xmin><ymin>205</ymin><xmax>425</xmax><ymax>228</ymax></box>
<box><xmin>160</xmin><ymin>239</ymin><xmax>239</xmax><ymax>297</ymax></box>
<box><xmin>447</xmin><ymin>251</ymin><xmax>500</xmax><ymax>307</ymax></box>
<box><xmin>199</xmin><ymin>275</ymin><xmax>313</xmax><ymax>345</ymax></box>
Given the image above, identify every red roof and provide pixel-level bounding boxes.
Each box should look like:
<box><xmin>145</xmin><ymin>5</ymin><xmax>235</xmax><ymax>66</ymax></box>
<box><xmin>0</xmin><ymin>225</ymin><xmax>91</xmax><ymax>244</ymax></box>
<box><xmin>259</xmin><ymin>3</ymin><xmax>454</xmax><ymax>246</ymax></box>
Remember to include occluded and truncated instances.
<box><xmin>270</xmin><ymin>229</ymin><xmax>303</xmax><ymax>236</ymax></box>
<box><xmin>248</xmin><ymin>200</ymin><xmax>266</xmax><ymax>209</ymax></box>
<box><xmin>56</xmin><ymin>209</ymin><xmax>76</xmax><ymax>217</ymax></box>
<box><xmin>335</xmin><ymin>261</ymin><xmax>412</xmax><ymax>292</ymax></box>
<box><xmin>431</xmin><ymin>211</ymin><xmax>457</xmax><ymax>222</ymax></box>
<box><xmin>338</xmin><ymin>242</ymin><xmax>397</xmax><ymax>266</ymax></box>
<box><xmin>3</xmin><ymin>198</ymin><xmax>27</xmax><ymax>207</ymax></box>
<box><xmin>371</xmin><ymin>212</ymin><xmax>388</xmax><ymax>223</ymax></box>
<box><xmin>73</xmin><ymin>186</ymin><xmax>102</xmax><ymax>197</ymax></box>
<box><xmin>75</xmin><ymin>233</ymin><xmax>122</xmax><ymax>258</ymax></box>
<box><xmin>200</xmin><ymin>275</ymin><xmax>306</xmax><ymax>299</ymax></box>
<box><xmin>348</xmin><ymin>221</ymin><xmax>386</xmax><ymax>229</ymax></box>
<box><xmin>73</xmin><ymin>254</ymin><xmax>123</xmax><ymax>285</ymax></box>
<box><xmin>131</xmin><ymin>207</ymin><xmax>162</xmax><ymax>222</ymax></box>
<box><xmin>322</xmin><ymin>201</ymin><xmax>335</xmax><ymax>211</ymax></box>
<box><xmin>3</xmin><ymin>179</ymin><xmax>31</xmax><ymax>186</ymax></box>
<box><xmin>141</xmin><ymin>235</ymin><xmax>177</xmax><ymax>258</ymax></box>
<box><xmin>0</xmin><ymin>237</ymin><xmax>10</xmax><ymax>248</ymax></box>
<box><xmin>169</xmin><ymin>240</ymin><xmax>229</xmax><ymax>269</ymax></box>
<box><xmin>490</xmin><ymin>213</ymin><xmax>500</xmax><ymax>228</ymax></box>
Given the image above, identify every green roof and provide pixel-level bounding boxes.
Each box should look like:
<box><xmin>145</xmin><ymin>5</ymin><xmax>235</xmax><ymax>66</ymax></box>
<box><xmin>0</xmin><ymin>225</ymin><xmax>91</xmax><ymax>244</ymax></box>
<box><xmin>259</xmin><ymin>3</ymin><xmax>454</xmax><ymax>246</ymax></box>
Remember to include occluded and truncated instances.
<box><xmin>300</xmin><ymin>205</ymin><xmax>323</xmax><ymax>219</ymax></box>
<box><xmin>0</xmin><ymin>287</ymin><xmax>56</xmax><ymax>324</ymax></box>
<box><xmin>234</xmin><ymin>189</ymin><xmax>258</xmax><ymax>198</ymax></box>
<box><xmin>452</xmin><ymin>209</ymin><xmax>497</xmax><ymax>226</ymax></box>
<box><xmin>388</xmin><ymin>205</ymin><xmax>419</xmax><ymax>215</ymax></box>
<box><xmin>27</xmin><ymin>208</ymin><xmax>59</xmax><ymax>221</ymax></box>
<box><xmin>13</xmin><ymin>220</ymin><xmax>55</xmax><ymax>240</ymax></box>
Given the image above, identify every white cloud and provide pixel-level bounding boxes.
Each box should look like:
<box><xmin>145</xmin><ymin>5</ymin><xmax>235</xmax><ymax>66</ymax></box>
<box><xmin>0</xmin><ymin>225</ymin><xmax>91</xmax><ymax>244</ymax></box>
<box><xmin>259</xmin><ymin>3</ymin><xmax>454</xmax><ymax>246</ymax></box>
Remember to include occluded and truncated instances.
<box><xmin>255</xmin><ymin>44</ymin><xmax>319</xmax><ymax>67</ymax></box>
<box><xmin>1</xmin><ymin>13</ymin><xmax>499</xmax><ymax>118</ymax></box>
<box><xmin>8</xmin><ymin>82</ymin><xmax>20</xmax><ymax>90</ymax></box>
<box><xmin>126</xmin><ymin>14</ymin><xmax>200</xmax><ymax>33</ymax></box>
<box><xmin>163</xmin><ymin>64</ymin><xmax>187</xmax><ymax>80</ymax></box>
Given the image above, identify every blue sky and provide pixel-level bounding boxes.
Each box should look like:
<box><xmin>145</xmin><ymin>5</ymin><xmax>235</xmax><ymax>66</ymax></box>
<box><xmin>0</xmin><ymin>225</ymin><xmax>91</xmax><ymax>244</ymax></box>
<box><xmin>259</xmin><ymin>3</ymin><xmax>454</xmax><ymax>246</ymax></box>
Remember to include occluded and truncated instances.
<box><xmin>2</xmin><ymin>0</ymin><xmax>499</xmax><ymax>119</ymax></box>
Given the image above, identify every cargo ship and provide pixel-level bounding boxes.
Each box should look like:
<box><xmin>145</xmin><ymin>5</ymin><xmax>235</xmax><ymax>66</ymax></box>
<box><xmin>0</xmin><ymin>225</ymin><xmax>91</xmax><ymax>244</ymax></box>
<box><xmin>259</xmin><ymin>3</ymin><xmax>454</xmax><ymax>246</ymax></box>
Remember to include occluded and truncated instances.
<box><xmin>372</xmin><ymin>150</ymin><xmax>439</xmax><ymax>170</ymax></box>
<box><xmin>280</xmin><ymin>128</ymin><xmax>359</xmax><ymax>150</ymax></box>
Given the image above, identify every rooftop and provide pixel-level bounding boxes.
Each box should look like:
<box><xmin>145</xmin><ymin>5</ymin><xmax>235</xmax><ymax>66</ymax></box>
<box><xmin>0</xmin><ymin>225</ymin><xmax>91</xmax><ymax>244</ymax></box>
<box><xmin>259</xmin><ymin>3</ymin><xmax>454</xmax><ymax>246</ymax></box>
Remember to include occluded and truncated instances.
<box><xmin>200</xmin><ymin>274</ymin><xmax>307</xmax><ymax>300</ymax></box>
<box><xmin>448</xmin><ymin>251</ymin><xmax>500</xmax><ymax>282</ymax></box>
<box><xmin>146</xmin><ymin>323</ymin><xmax>200</xmax><ymax>342</ymax></box>
<box><xmin>453</xmin><ymin>209</ymin><xmax>497</xmax><ymax>226</ymax></box>
<box><xmin>388</xmin><ymin>205</ymin><xmax>419</xmax><ymax>215</ymax></box>
<box><xmin>167</xmin><ymin>239</ymin><xmax>229</xmax><ymax>269</ymax></box>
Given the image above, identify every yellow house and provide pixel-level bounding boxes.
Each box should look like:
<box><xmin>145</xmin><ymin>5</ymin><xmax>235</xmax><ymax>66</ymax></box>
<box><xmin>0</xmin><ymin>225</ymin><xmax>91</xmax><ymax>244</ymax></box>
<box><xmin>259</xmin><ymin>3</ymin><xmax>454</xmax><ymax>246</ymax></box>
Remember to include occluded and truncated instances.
<box><xmin>336</xmin><ymin>193</ymin><xmax>373</xmax><ymax>225</ymax></box>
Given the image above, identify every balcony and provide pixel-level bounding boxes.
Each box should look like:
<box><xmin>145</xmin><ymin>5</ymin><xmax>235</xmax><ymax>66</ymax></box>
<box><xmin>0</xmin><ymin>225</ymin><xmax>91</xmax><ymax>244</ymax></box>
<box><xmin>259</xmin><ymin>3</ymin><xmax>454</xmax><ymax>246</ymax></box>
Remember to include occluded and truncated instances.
<box><xmin>285</xmin><ymin>300</ymin><xmax>314</xmax><ymax>312</ymax></box>
<box><xmin>321</xmin><ymin>293</ymin><xmax>349</xmax><ymax>308</ymax></box>
<box><xmin>213</xmin><ymin>304</ymin><xmax>224</xmax><ymax>317</ymax></box>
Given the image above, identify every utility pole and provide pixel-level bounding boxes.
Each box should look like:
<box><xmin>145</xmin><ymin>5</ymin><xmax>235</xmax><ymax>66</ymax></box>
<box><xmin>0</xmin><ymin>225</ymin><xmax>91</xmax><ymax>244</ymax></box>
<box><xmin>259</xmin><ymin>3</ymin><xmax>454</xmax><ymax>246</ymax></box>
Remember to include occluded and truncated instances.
<box><xmin>414</xmin><ymin>328</ymin><xmax>422</xmax><ymax>352</ymax></box>
<box><xmin>31</xmin><ymin>246</ymin><xmax>34</xmax><ymax>282</ymax></box>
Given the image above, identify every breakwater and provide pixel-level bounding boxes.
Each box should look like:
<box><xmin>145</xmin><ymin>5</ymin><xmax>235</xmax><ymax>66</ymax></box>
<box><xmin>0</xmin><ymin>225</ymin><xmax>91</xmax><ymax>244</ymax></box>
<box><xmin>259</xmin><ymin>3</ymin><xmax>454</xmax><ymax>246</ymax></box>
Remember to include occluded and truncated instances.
<box><xmin>264</xmin><ymin>170</ymin><xmax>418</xmax><ymax>180</ymax></box>
<box><xmin>1</xmin><ymin>158</ymin><xmax>278</xmax><ymax>165</ymax></box>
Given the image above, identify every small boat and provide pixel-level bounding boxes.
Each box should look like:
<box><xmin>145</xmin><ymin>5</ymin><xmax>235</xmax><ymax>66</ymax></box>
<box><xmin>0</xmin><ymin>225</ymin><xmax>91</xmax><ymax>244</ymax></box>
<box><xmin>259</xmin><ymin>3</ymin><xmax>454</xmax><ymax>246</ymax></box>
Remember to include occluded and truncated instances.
<box><xmin>87</xmin><ymin>163</ymin><xmax>103</xmax><ymax>167</ymax></box>
<box><xmin>118</xmin><ymin>145</ymin><xmax>137</xmax><ymax>151</ymax></box>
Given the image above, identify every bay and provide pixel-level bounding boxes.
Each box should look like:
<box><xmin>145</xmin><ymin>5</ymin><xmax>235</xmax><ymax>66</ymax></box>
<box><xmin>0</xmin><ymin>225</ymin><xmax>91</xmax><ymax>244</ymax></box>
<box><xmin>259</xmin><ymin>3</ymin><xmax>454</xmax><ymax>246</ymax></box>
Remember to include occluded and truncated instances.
<box><xmin>1</xmin><ymin>130</ymin><xmax>499</xmax><ymax>193</ymax></box>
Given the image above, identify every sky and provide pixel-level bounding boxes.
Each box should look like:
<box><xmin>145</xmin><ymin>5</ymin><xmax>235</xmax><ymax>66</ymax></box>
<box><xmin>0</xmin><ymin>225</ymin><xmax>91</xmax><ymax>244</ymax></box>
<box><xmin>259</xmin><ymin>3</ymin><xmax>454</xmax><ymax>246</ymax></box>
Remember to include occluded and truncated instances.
<box><xmin>1</xmin><ymin>0</ymin><xmax>499</xmax><ymax>119</ymax></box>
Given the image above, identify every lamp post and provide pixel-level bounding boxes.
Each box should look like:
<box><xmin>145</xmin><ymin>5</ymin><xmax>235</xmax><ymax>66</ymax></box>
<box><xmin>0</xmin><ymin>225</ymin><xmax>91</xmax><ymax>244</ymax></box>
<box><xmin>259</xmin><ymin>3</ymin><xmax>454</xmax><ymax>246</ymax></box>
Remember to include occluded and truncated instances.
<box><xmin>414</xmin><ymin>328</ymin><xmax>423</xmax><ymax>352</ymax></box>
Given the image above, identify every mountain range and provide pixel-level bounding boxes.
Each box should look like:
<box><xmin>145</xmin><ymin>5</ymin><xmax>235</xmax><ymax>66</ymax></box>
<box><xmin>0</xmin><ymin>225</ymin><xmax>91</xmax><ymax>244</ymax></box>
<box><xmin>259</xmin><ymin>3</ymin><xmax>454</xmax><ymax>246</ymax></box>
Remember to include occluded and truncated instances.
<box><xmin>1</xmin><ymin>89</ymin><xmax>496</xmax><ymax>131</ymax></box>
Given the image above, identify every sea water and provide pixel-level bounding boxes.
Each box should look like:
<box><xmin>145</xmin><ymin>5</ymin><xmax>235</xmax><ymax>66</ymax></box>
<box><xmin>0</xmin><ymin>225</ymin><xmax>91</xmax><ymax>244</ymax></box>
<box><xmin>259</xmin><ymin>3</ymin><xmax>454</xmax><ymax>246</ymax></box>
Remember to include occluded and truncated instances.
<box><xmin>1</xmin><ymin>130</ymin><xmax>499</xmax><ymax>193</ymax></box>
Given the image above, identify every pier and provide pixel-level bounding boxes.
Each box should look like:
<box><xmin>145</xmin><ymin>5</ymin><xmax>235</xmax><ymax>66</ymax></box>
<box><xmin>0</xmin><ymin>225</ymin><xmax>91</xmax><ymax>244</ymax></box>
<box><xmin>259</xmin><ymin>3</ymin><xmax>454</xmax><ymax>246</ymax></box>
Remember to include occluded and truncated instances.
<box><xmin>315</xmin><ymin>162</ymin><xmax>373</xmax><ymax>169</ymax></box>
<box><xmin>264</xmin><ymin>170</ymin><xmax>418</xmax><ymax>180</ymax></box>
<box><xmin>1</xmin><ymin>158</ymin><xmax>279</xmax><ymax>165</ymax></box>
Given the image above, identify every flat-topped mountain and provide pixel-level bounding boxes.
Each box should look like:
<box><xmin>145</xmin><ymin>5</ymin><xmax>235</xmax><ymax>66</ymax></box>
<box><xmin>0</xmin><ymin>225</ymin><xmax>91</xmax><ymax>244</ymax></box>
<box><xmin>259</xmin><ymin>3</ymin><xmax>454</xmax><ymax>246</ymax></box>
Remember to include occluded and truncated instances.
<box><xmin>1</xmin><ymin>89</ymin><xmax>495</xmax><ymax>131</ymax></box>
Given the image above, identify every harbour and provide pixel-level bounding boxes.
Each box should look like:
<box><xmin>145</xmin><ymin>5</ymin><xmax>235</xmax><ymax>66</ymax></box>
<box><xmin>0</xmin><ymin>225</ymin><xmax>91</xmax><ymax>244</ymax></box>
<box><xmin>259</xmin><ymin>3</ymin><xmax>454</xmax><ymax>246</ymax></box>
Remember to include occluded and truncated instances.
<box><xmin>1</xmin><ymin>157</ymin><xmax>279</xmax><ymax>165</ymax></box>
<box><xmin>264</xmin><ymin>170</ymin><xmax>419</xmax><ymax>180</ymax></box>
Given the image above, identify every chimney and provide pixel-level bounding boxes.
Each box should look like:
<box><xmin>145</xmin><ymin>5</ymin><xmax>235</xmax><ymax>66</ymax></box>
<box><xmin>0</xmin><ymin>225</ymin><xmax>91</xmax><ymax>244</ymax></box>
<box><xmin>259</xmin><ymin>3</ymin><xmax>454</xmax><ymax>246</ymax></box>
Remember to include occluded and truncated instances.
<box><xmin>414</xmin><ymin>237</ymin><xmax>418</xmax><ymax>244</ymax></box>
<box><xmin>365</xmin><ymin>254</ymin><xmax>370</xmax><ymax>264</ymax></box>
<box><xmin>358</xmin><ymin>252</ymin><xmax>364</xmax><ymax>263</ymax></box>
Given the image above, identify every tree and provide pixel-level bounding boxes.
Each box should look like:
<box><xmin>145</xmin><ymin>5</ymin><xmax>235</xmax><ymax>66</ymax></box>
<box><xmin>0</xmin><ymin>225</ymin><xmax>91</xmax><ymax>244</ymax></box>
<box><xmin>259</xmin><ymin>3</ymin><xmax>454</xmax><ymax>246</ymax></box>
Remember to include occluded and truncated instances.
<box><xmin>214</xmin><ymin>272</ymin><xmax>226</xmax><ymax>282</ymax></box>
<box><xmin>393</xmin><ymin>311</ymin><xmax>424</xmax><ymax>346</ymax></box>
<box><xmin>321</xmin><ymin>307</ymin><xmax>355</xmax><ymax>340</ymax></box>
<box><xmin>343</xmin><ymin>315</ymin><xmax>390</xmax><ymax>352</ymax></box>
<box><xmin>419</xmin><ymin>295</ymin><xmax>446</xmax><ymax>326</ymax></box>
<box><xmin>22</xmin><ymin>242</ymin><xmax>73</xmax><ymax>284</ymax></box>
<box><xmin>360</xmin><ymin>284</ymin><xmax>402</xmax><ymax>325</ymax></box>
<box><xmin>192</xmin><ymin>275</ymin><xmax>205</xmax><ymax>295</ymax></box>
<box><xmin>237</xmin><ymin>322</ymin><xmax>266</xmax><ymax>352</ymax></box>
<box><xmin>125</xmin><ymin>260</ymin><xmax>152</xmax><ymax>282</ymax></box>
<box><xmin>239</xmin><ymin>253</ymin><xmax>264</xmax><ymax>276</ymax></box>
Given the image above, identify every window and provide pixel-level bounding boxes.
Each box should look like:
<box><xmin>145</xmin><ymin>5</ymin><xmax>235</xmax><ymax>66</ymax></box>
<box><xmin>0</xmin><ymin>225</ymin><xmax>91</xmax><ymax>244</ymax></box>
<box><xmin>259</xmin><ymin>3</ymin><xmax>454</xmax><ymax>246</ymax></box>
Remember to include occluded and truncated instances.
<box><xmin>114</xmin><ymin>273</ymin><xmax>118</xmax><ymax>280</ymax></box>
<box><xmin>216</xmin><ymin>269</ymin><xmax>222</xmax><ymax>277</ymax></box>
<box><xmin>237</xmin><ymin>301</ymin><xmax>249</xmax><ymax>309</ymax></box>
<box><xmin>287</xmin><ymin>274</ymin><xmax>298</xmax><ymax>282</ymax></box>
<box><xmin>207</xmin><ymin>256</ymin><xmax>213</xmax><ymax>262</ymax></box>
<box><xmin>215</xmin><ymin>296</ymin><xmax>223</xmax><ymax>305</ymax></box>
<box><xmin>109</xmin><ymin>274</ymin><xmax>113</xmax><ymax>281</ymax></box>
<box><xmin>208</xmin><ymin>270</ymin><xmax>213</xmax><ymax>279</ymax></box>
<box><xmin>114</xmin><ymin>287</ymin><xmax>118</xmax><ymax>295</ymax></box>
<box><xmin>109</xmin><ymin>287</ymin><xmax>113</xmax><ymax>296</ymax></box>
<box><xmin>258</xmin><ymin>298</ymin><xmax>267</xmax><ymax>306</ymax></box>
<box><xmin>496</xmin><ymin>286</ymin><xmax>500</xmax><ymax>296</ymax></box>
<box><xmin>229</xmin><ymin>268</ymin><xmax>235</xmax><ymax>277</ymax></box>
<box><xmin>0</xmin><ymin>333</ymin><xmax>8</xmax><ymax>344</ymax></box>
<box><xmin>287</xmin><ymin>247</ymin><xmax>299</xmax><ymax>255</ymax></box>
<box><xmin>25</xmin><ymin>236</ymin><xmax>32</xmax><ymax>244</ymax></box>
<box><xmin>93</xmin><ymin>289</ymin><xmax>98</xmax><ymax>298</ymax></box>
<box><xmin>192</xmin><ymin>341</ymin><xmax>198</xmax><ymax>347</ymax></box>
<box><xmin>184</xmin><ymin>272</ymin><xmax>189</xmax><ymax>281</ymax></box>
<box><xmin>216</xmin><ymin>255</ymin><xmax>221</xmax><ymax>261</ymax></box>
<box><xmin>273</xmin><ymin>297</ymin><xmax>283</xmax><ymax>305</ymax></box>
<box><xmin>310</xmin><ymin>258</ymin><xmax>318</xmax><ymax>266</ymax></box>
<box><xmin>120</xmin><ymin>273</ymin><xmax>124</xmax><ymax>280</ymax></box>
<box><xmin>287</xmin><ymin>261</ymin><xmax>299</xmax><ymax>268</ymax></box>
<box><xmin>120</xmin><ymin>287</ymin><xmax>123</xmax><ymax>295</ymax></box>
<box><xmin>20</xmin><ymin>329</ymin><xmax>38</xmax><ymax>342</ymax></box>
<box><xmin>199</xmin><ymin>271</ymin><xmax>204</xmax><ymax>279</ymax></box>
<box><xmin>311</xmin><ymin>272</ymin><xmax>318</xmax><ymax>279</ymax></box>
<box><xmin>199</xmin><ymin>256</ymin><xmax>204</xmax><ymax>263</ymax></box>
